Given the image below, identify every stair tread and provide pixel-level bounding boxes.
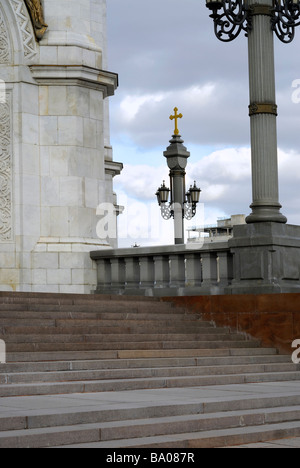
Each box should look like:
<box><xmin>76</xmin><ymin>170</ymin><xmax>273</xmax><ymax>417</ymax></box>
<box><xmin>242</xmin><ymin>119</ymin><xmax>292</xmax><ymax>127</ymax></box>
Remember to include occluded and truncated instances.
<box><xmin>3</xmin><ymin>347</ymin><xmax>280</xmax><ymax>363</ymax></box>
<box><xmin>0</xmin><ymin>363</ymin><xmax>296</xmax><ymax>384</ymax></box>
<box><xmin>0</xmin><ymin>355</ymin><xmax>291</xmax><ymax>374</ymax></box>
<box><xmin>1</xmin><ymin>405</ymin><xmax>300</xmax><ymax>437</ymax></box>
<box><xmin>2</xmin><ymin>390</ymin><xmax>300</xmax><ymax>427</ymax></box>
<box><xmin>57</xmin><ymin>420</ymin><xmax>300</xmax><ymax>448</ymax></box>
<box><xmin>0</xmin><ymin>370</ymin><xmax>299</xmax><ymax>388</ymax></box>
<box><xmin>1</xmin><ymin>332</ymin><xmax>237</xmax><ymax>341</ymax></box>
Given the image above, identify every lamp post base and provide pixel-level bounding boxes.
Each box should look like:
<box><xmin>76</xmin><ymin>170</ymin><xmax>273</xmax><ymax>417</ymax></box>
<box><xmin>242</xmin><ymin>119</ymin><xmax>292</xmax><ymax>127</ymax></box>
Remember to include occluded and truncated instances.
<box><xmin>227</xmin><ymin>222</ymin><xmax>300</xmax><ymax>295</ymax></box>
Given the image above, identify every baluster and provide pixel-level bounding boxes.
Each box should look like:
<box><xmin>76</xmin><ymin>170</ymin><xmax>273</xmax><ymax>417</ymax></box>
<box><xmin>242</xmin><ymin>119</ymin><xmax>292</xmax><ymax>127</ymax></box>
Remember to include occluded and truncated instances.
<box><xmin>96</xmin><ymin>258</ymin><xmax>111</xmax><ymax>293</ymax></box>
<box><xmin>154</xmin><ymin>255</ymin><xmax>170</xmax><ymax>289</ymax></box>
<box><xmin>185</xmin><ymin>253</ymin><xmax>202</xmax><ymax>287</ymax></box>
<box><xmin>217</xmin><ymin>251</ymin><xmax>233</xmax><ymax>287</ymax></box>
<box><xmin>110</xmin><ymin>257</ymin><xmax>126</xmax><ymax>293</ymax></box>
<box><xmin>169</xmin><ymin>254</ymin><xmax>185</xmax><ymax>288</ymax></box>
<box><xmin>139</xmin><ymin>256</ymin><xmax>155</xmax><ymax>290</ymax></box>
<box><xmin>201</xmin><ymin>251</ymin><xmax>218</xmax><ymax>288</ymax></box>
<box><xmin>124</xmin><ymin>257</ymin><xmax>140</xmax><ymax>290</ymax></box>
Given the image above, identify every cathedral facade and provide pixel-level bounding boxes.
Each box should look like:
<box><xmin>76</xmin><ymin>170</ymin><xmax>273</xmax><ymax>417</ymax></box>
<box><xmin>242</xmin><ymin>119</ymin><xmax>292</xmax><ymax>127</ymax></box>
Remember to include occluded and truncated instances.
<box><xmin>0</xmin><ymin>0</ymin><xmax>122</xmax><ymax>292</ymax></box>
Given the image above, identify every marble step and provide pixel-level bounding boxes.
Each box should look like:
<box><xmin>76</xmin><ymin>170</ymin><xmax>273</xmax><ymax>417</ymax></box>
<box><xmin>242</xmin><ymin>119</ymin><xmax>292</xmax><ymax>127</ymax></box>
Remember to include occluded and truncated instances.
<box><xmin>0</xmin><ymin>317</ymin><xmax>208</xmax><ymax>328</ymax></box>
<box><xmin>0</xmin><ymin>363</ymin><xmax>297</xmax><ymax>385</ymax></box>
<box><xmin>0</xmin><ymin>324</ymin><xmax>218</xmax><ymax>336</ymax></box>
<box><xmin>2</xmin><ymin>406</ymin><xmax>300</xmax><ymax>448</ymax></box>
<box><xmin>0</xmin><ymin>311</ymin><xmax>190</xmax><ymax>320</ymax></box>
<box><xmin>63</xmin><ymin>421</ymin><xmax>300</xmax><ymax>449</ymax></box>
<box><xmin>3</xmin><ymin>340</ymin><xmax>260</xmax><ymax>353</ymax></box>
<box><xmin>5</xmin><ymin>346</ymin><xmax>279</xmax><ymax>362</ymax></box>
<box><xmin>0</xmin><ymin>353</ymin><xmax>291</xmax><ymax>373</ymax></box>
<box><xmin>2</xmin><ymin>331</ymin><xmax>234</xmax><ymax>343</ymax></box>
<box><xmin>3</xmin><ymin>393</ymin><xmax>300</xmax><ymax>432</ymax></box>
<box><xmin>0</xmin><ymin>371</ymin><xmax>299</xmax><ymax>397</ymax></box>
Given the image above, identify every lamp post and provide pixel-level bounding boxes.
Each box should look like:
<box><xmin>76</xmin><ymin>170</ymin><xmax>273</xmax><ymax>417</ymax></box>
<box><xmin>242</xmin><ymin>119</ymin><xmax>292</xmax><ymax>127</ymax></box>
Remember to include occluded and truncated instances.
<box><xmin>156</xmin><ymin>108</ymin><xmax>201</xmax><ymax>245</ymax></box>
<box><xmin>206</xmin><ymin>0</ymin><xmax>300</xmax><ymax>224</ymax></box>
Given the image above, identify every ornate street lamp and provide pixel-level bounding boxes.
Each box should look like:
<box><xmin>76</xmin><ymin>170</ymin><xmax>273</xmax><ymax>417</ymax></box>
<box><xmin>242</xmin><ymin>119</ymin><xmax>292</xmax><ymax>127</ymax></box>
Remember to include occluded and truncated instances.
<box><xmin>206</xmin><ymin>0</ymin><xmax>300</xmax><ymax>224</ymax></box>
<box><xmin>156</xmin><ymin>108</ymin><xmax>201</xmax><ymax>245</ymax></box>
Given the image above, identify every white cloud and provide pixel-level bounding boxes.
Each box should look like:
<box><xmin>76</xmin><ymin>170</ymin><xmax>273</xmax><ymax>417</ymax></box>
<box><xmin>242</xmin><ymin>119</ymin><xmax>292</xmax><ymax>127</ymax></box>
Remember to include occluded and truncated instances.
<box><xmin>181</xmin><ymin>84</ymin><xmax>216</xmax><ymax>106</ymax></box>
<box><xmin>115</xmin><ymin>164</ymin><xmax>169</xmax><ymax>201</ymax></box>
<box><xmin>120</xmin><ymin>92</ymin><xmax>168</xmax><ymax>122</ymax></box>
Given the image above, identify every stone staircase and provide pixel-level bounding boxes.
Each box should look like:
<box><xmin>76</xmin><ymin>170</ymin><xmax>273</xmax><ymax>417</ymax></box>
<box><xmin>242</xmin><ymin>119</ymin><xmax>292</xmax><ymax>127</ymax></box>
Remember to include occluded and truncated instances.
<box><xmin>0</xmin><ymin>292</ymin><xmax>300</xmax><ymax>448</ymax></box>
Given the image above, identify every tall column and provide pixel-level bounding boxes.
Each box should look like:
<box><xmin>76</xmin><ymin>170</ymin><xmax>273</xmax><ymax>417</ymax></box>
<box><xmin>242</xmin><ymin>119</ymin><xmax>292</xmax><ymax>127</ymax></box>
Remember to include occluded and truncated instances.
<box><xmin>246</xmin><ymin>0</ymin><xmax>287</xmax><ymax>224</ymax></box>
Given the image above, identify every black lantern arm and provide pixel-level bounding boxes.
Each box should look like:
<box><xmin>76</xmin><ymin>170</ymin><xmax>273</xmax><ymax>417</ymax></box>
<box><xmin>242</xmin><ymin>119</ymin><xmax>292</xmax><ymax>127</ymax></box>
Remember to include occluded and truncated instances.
<box><xmin>223</xmin><ymin>0</ymin><xmax>250</xmax><ymax>27</ymax></box>
<box><xmin>271</xmin><ymin>0</ymin><xmax>300</xmax><ymax>43</ymax></box>
<box><xmin>207</xmin><ymin>0</ymin><xmax>300</xmax><ymax>44</ymax></box>
<box><xmin>206</xmin><ymin>0</ymin><xmax>252</xmax><ymax>42</ymax></box>
<box><xmin>207</xmin><ymin>0</ymin><xmax>300</xmax><ymax>43</ymax></box>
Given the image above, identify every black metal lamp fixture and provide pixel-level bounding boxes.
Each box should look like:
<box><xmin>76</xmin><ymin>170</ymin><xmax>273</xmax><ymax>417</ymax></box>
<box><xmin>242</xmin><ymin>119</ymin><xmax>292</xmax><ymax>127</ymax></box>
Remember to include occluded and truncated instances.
<box><xmin>206</xmin><ymin>0</ymin><xmax>300</xmax><ymax>43</ymax></box>
<box><xmin>156</xmin><ymin>179</ymin><xmax>201</xmax><ymax>221</ymax></box>
<box><xmin>187</xmin><ymin>182</ymin><xmax>202</xmax><ymax>205</ymax></box>
<box><xmin>156</xmin><ymin>181</ymin><xmax>171</xmax><ymax>206</ymax></box>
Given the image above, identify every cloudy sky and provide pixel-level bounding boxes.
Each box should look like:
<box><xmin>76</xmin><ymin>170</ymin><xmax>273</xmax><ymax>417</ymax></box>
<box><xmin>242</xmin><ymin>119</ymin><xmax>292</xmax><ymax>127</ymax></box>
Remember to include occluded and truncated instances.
<box><xmin>106</xmin><ymin>0</ymin><xmax>300</xmax><ymax>247</ymax></box>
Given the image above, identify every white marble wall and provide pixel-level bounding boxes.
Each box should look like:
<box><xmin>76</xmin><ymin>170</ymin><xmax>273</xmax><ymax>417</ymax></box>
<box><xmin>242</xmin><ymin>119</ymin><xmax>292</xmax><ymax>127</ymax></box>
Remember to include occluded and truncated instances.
<box><xmin>0</xmin><ymin>0</ymin><xmax>121</xmax><ymax>293</ymax></box>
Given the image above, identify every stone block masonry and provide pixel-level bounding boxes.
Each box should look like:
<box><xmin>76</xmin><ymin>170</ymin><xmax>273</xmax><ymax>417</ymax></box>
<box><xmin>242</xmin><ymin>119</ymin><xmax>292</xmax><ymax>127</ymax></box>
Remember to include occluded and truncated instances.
<box><xmin>32</xmin><ymin>239</ymin><xmax>98</xmax><ymax>293</ymax></box>
<box><xmin>0</xmin><ymin>0</ymin><xmax>122</xmax><ymax>292</ymax></box>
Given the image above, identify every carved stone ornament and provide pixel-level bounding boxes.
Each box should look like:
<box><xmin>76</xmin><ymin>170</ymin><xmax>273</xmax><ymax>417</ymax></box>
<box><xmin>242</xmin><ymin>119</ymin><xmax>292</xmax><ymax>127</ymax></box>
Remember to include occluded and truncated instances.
<box><xmin>0</xmin><ymin>9</ymin><xmax>11</xmax><ymax>64</ymax></box>
<box><xmin>0</xmin><ymin>94</ymin><xmax>12</xmax><ymax>241</ymax></box>
<box><xmin>24</xmin><ymin>0</ymin><xmax>48</xmax><ymax>41</ymax></box>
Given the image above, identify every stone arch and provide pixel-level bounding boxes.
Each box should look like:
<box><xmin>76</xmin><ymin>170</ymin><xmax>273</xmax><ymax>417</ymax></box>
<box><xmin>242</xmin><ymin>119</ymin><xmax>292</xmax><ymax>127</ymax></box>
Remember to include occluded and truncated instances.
<box><xmin>0</xmin><ymin>0</ymin><xmax>37</xmax><ymax>64</ymax></box>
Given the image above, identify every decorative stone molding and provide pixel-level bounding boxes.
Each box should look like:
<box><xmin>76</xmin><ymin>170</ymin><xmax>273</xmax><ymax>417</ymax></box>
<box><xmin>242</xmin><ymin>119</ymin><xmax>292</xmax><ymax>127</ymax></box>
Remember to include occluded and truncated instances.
<box><xmin>0</xmin><ymin>9</ymin><xmax>12</xmax><ymax>64</ymax></box>
<box><xmin>29</xmin><ymin>65</ymin><xmax>118</xmax><ymax>97</ymax></box>
<box><xmin>0</xmin><ymin>92</ymin><xmax>13</xmax><ymax>242</ymax></box>
<box><xmin>10</xmin><ymin>0</ymin><xmax>37</xmax><ymax>60</ymax></box>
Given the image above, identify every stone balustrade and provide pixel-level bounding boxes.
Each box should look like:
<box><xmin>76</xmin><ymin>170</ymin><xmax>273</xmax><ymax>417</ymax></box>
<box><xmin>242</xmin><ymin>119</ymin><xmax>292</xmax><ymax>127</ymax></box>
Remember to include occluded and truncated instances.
<box><xmin>90</xmin><ymin>242</ymin><xmax>233</xmax><ymax>296</ymax></box>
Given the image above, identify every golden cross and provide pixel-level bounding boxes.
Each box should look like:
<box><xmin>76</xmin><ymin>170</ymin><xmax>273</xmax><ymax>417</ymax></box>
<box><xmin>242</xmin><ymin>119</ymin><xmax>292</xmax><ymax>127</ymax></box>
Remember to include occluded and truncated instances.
<box><xmin>169</xmin><ymin>107</ymin><xmax>183</xmax><ymax>136</ymax></box>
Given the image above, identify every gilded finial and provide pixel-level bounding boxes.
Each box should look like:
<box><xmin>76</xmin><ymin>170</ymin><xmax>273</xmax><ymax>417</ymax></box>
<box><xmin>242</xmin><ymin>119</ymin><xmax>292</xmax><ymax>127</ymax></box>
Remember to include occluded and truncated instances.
<box><xmin>169</xmin><ymin>107</ymin><xmax>183</xmax><ymax>136</ymax></box>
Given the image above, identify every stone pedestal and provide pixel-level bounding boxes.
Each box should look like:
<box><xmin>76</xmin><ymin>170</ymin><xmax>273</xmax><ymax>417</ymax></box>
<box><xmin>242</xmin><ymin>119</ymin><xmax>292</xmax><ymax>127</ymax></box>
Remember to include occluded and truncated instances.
<box><xmin>0</xmin><ymin>0</ymin><xmax>122</xmax><ymax>293</ymax></box>
<box><xmin>227</xmin><ymin>223</ymin><xmax>300</xmax><ymax>294</ymax></box>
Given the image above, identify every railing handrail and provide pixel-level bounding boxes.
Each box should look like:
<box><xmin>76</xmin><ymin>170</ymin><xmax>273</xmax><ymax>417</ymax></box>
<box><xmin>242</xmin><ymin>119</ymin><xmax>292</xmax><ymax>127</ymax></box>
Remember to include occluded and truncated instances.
<box><xmin>90</xmin><ymin>241</ymin><xmax>230</xmax><ymax>260</ymax></box>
